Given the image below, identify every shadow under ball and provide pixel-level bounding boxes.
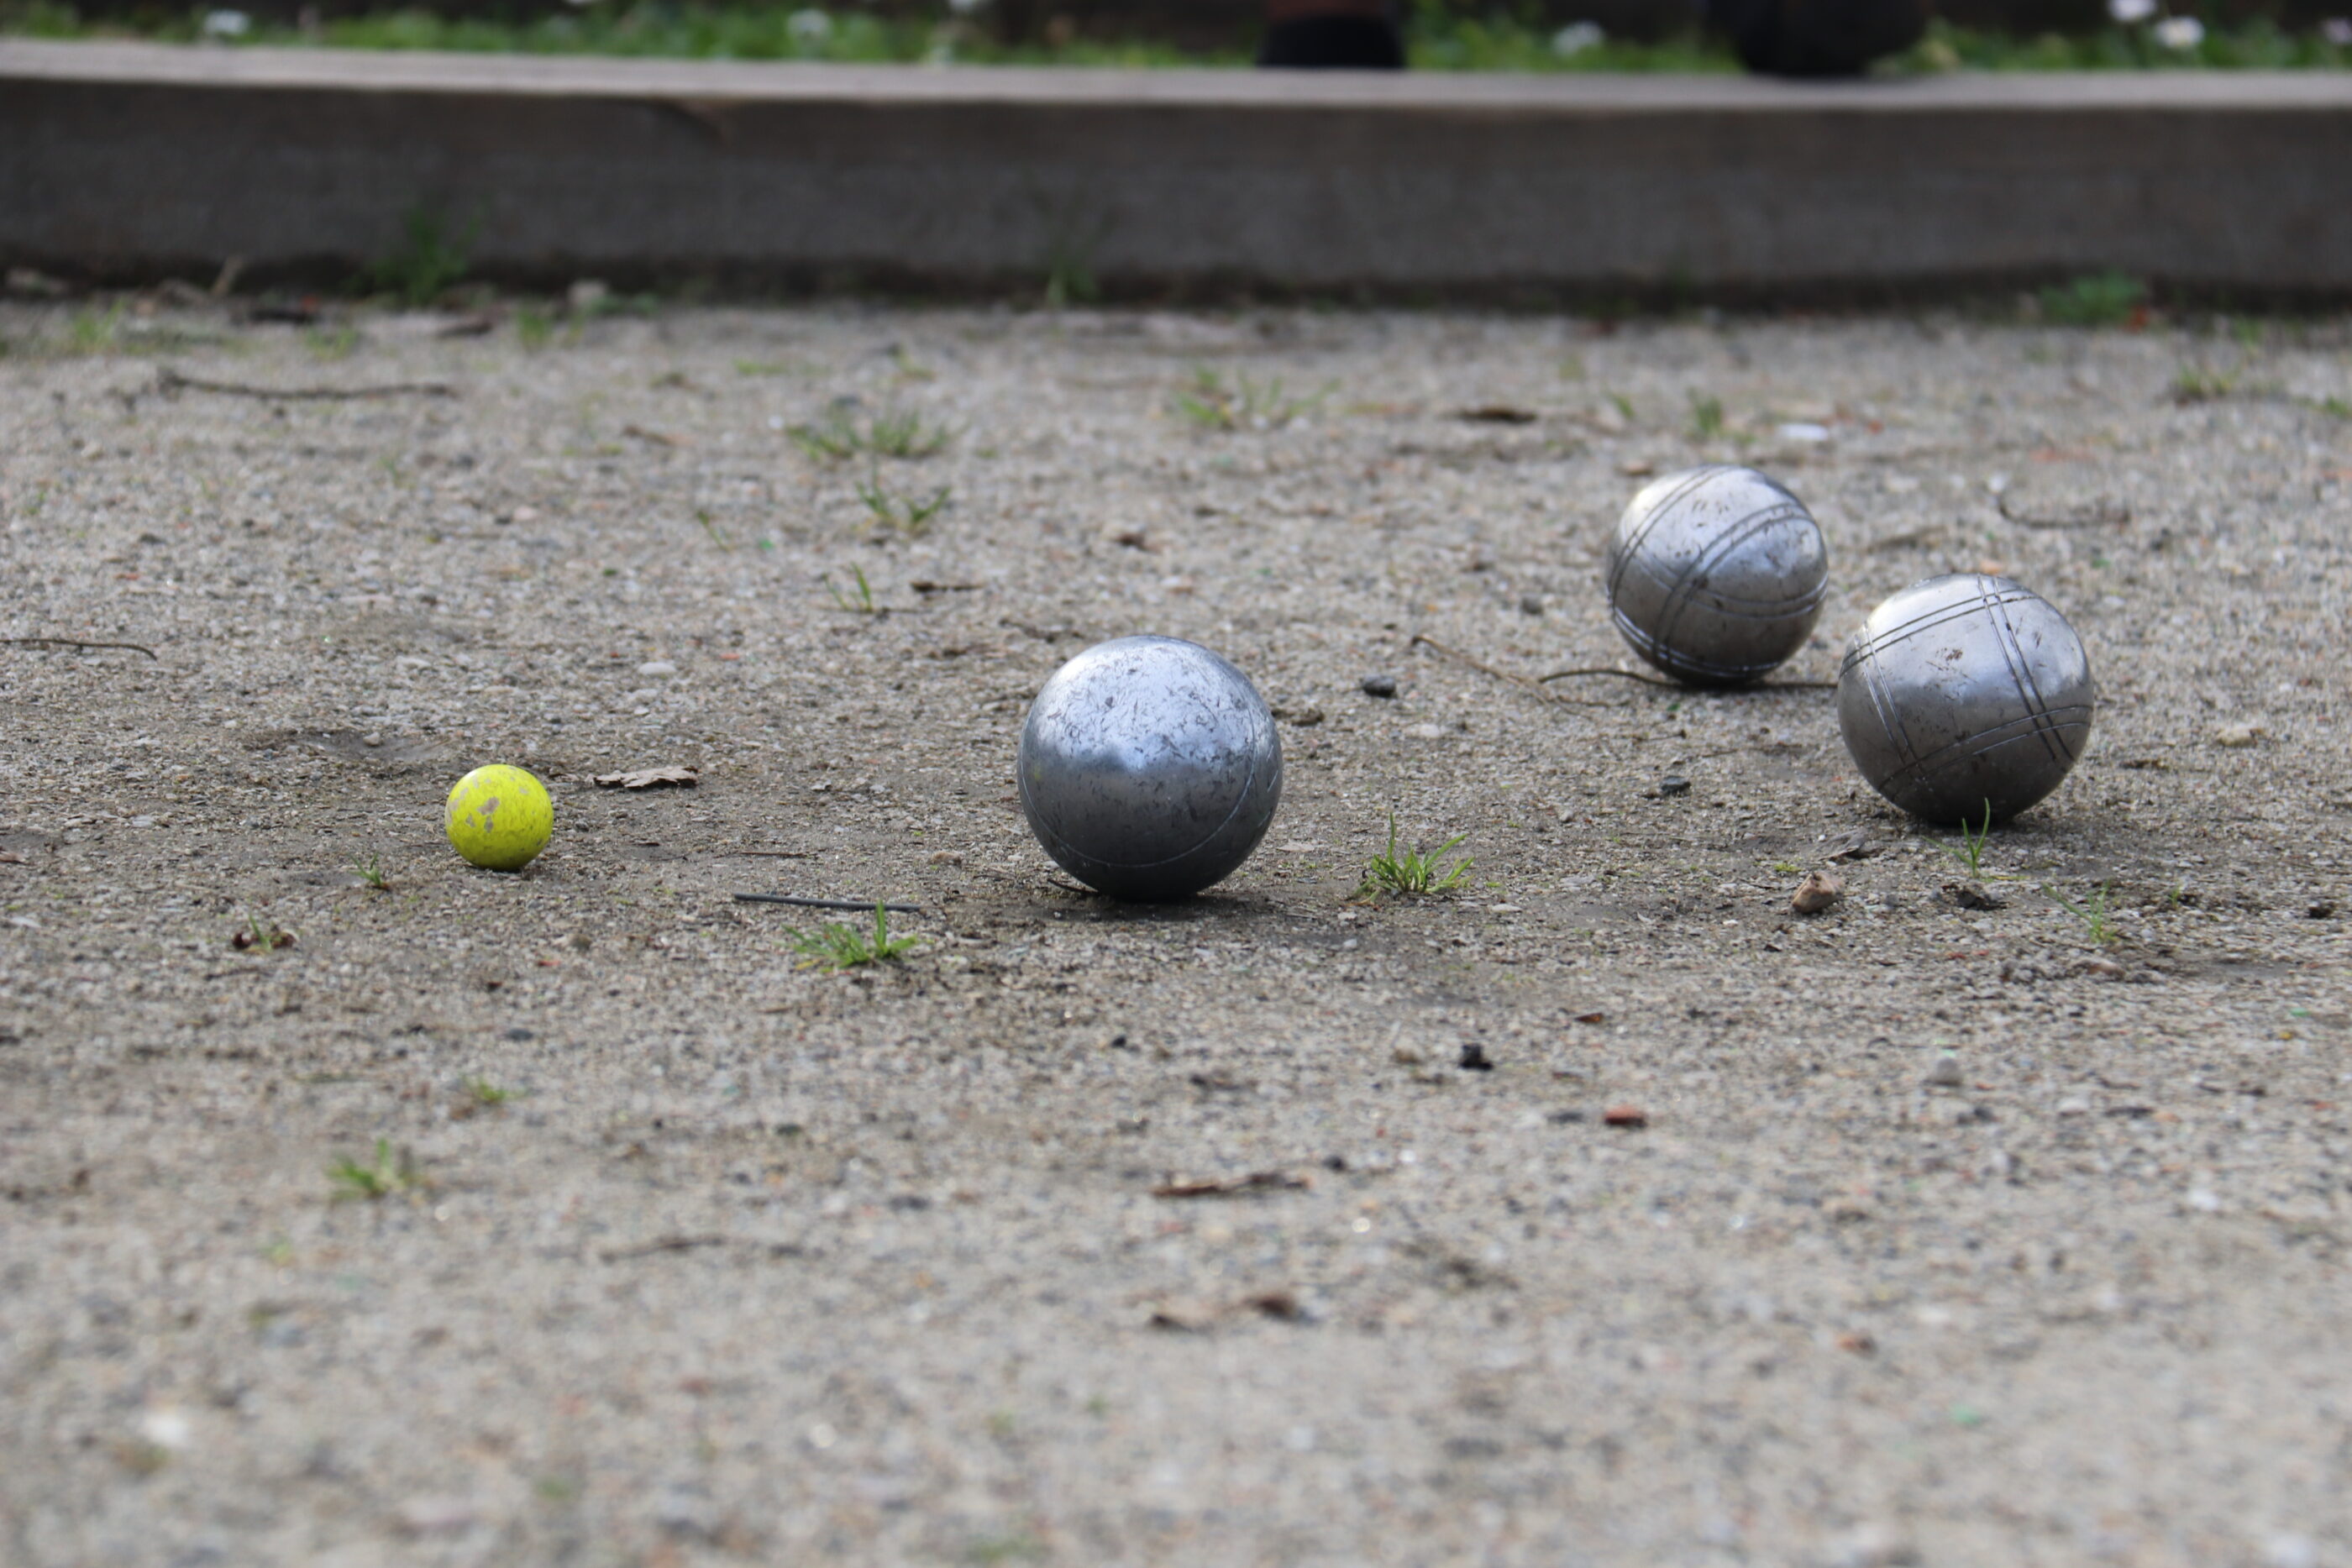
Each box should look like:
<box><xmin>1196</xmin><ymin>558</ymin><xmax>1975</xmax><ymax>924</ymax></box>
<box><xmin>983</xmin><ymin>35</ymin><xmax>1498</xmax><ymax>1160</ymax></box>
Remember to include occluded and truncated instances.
<box><xmin>1604</xmin><ymin>464</ymin><xmax>1830</xmax><ymax>685</ymax></box>
<box><xmin>1018</xmin><ymin>635</ymin><xmax>1283</xmax><ymax>901</ymax></box>
<box><xmin>1837</xmin><ymin>573</ymin><xmax>2096</xmax><ymax>825</ymax></box>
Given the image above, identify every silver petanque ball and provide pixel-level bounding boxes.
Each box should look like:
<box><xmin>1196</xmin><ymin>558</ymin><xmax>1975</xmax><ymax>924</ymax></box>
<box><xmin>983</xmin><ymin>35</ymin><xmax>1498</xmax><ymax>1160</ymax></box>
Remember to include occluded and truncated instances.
<box><xmin>1837</xmin><ymin>574</ymin><xmax>2095</xmax><ymax>826</ymax></box>
<box><xmin>1604</xmin><ymin>464</ymin><xmax>1830</xmax><ymax>685</ymax></box>
<box><xmin>1018</xmin><ymin>635</ymin><xmax>1282</xmax><ymax>901</ymax></box>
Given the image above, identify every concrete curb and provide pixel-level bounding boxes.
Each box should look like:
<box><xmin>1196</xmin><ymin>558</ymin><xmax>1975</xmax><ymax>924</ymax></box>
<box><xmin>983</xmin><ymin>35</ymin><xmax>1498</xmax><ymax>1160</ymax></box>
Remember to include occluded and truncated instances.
<box><xmin>7</xmin><ymin>39</ymin><xmax>2352</xmax><ymax>299</ymax></box>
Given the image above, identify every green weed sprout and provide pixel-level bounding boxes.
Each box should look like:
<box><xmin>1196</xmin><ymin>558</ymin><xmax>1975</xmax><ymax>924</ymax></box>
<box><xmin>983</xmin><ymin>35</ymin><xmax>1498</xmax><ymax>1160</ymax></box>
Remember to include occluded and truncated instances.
<box><xmin>1357</xmin><ymin>812</ymin><xmax>1473</xmax><ymax>900</ymax></box>
<box><xmin>1935</xmin><ymin>800</ymin><xmax>1994</xmax><ymax>877</ymax></box>
<box><xmin>790</xmin><ymin>904</ymin><xmax>921</xmax><ymax>970</ymax></box>
<box><xmin>2043</xmin><ymin>881</ymin><xmax>2121</xmax><ymax>947</ymax></box>
<box><xmin>328</xmin><ymin>1138</ymin><xmax>417</xmax><ymax>1201</ymax></box>
<box><xmin>824</xmin><ymin>563</ymin><xmax>878</xmax><ymax>614</ymax></box>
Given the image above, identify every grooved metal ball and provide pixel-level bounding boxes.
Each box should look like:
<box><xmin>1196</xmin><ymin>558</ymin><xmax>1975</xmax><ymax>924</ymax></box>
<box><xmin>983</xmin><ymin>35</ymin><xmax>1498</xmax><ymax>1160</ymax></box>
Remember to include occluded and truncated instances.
<box><xmin>1604</xmin><ymin>464</ymin><xmax>1830</xmax><ymax>685</ymax></box>
<box><xmin>1837</xmin><ymin>574</ymin><xmax>2095</xmax><ymax>826</ymax></box>
<box><xmin>1017</xmin><ymin>636</ymin><xmax>1283</xmax><ymax>901</ymax></box>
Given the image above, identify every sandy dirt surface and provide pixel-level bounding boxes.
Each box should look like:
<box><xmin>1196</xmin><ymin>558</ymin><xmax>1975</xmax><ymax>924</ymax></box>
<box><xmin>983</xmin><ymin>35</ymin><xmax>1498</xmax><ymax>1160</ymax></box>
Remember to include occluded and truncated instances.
<box><xmin>1</xmin><ymin>298</ymin><xmax>2347</xmax><ymax>1567</ymax></box>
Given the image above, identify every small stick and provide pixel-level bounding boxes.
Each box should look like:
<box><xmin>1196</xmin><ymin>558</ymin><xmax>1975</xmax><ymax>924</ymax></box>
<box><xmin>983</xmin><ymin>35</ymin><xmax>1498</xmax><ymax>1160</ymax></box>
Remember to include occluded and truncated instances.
<box><xmin>1410</xmin><ymin>634</ymin><xmax>1614</xmax><ymax>707</ymax></box>
<box><xmin>723</xmin><ymin>849</ymin><xmax>813</xmax><ymax>858</ymax></box>
<box><xmin>157</xmin><ymin>365</ymin><xmax>457</xmax><ymax>401</ymax></box>
<box><xmin>1538</xmin><ymin>665</ymin><xmax>1836</xmax><ymax>693</ymax></box>
<box><xmin>734</xmin><ymin>894</ymin><xmax>922</xmax><ymax>914</ymax></box>
<box><xmin>0</xmin><ymin>637</ymin><xmax>158</xmax><ymax>659</ymax></box>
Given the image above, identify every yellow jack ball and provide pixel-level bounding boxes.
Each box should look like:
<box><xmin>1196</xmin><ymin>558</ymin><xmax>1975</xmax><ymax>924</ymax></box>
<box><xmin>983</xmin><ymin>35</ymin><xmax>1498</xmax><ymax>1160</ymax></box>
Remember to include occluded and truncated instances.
<box><xmin>444</xmin><ymin>764</ymin><xmax>554</xmax><ymax>872</ymax></box>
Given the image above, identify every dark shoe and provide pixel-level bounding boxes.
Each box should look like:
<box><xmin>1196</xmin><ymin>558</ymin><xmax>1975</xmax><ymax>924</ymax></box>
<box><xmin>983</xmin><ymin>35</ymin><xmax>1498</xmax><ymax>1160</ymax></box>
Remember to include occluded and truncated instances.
<box><xmin>1257</xmin><ymin>13</ymin><xmax>1407</xmax><ymax>69</ymax></box>
<box><xmin>1708</xmin><ymin>0</ymin><xmax>1928</xmax><ymax>76</ymax></box>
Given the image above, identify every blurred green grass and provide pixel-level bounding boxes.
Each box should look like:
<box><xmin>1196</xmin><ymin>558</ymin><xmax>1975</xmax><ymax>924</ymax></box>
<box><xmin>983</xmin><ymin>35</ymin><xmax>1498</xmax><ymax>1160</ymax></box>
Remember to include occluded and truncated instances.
<box><xmin>3</xmin><ymin>0</ymin><xmax>2348</xmax><ymax>71</ymax></box>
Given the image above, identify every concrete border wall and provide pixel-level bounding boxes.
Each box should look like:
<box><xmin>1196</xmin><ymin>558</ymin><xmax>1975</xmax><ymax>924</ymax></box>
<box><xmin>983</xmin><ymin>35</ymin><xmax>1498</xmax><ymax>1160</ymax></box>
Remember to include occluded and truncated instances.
<box><xmin>6</xmin><ymin>40</ymin><xmax>2352</xmax><ymax>298</ymax></box>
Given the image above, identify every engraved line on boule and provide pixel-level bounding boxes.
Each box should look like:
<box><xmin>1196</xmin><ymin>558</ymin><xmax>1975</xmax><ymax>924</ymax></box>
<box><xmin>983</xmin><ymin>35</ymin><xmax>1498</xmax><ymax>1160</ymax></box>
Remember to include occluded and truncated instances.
<box><xmin>1980</xmin><ymin>576</ymin><xmax>2072</xmax><ymax>768</ymax></box>
<box><xmin>1645</xmin><ymin>501</ymin><xmax>1824</xmax><ymax>676</ymax></box>
<box><xmin>1604</xmin><ymin>466</ymin><xmax>1722</xmax><ymax>606</ymax></box>
<box><xmin>1838</xmin><ymin>585</ymin><xmax>2045</xmax><ymax>674</ymax></box>
<box><xmin>1882</xmin><ymin>704</ymin><xmax>2094</xmax><ymax>784</ymax></box>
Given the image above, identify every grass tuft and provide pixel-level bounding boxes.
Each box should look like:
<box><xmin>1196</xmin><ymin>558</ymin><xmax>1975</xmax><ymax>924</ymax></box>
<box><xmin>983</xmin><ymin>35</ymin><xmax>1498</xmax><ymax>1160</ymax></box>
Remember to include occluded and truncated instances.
<box><xmin>328</xmin><ymin>1138</ymin><xmax>418</xmax><ymax>1201</ymax></box>
<box><xmin>855</xmin><ymin>476</ymin><xmax>952</xmax><ymax>536</ymax></box>
<box><xmin>2043</xmin><ymin>881</ymin><xmax>2121</xmax><ymax>947</ymax></box>
<box><xmin>790</xmin><ymin>904</ymin><xmax>921</xmax><ymax>971</ymax></box>
<box><xmin>823</xmin><ymin>563</ymin><xmax>879</xmax><ymax>615</ymax></box>
<box><xmin>790</xmin><ymin>406</ymin><xmax>952</xmax><ymax>462</ymax></box>
<box><xmin>1173</xmin><ymin>366</ymin><xmax>1327</xmax><ymax>432</ymax></box>
<box><xmin>1357</xmin><ymin>812</ymin><xmax>1473</xmax><ymax>900</ymax></box>
<box><xmin>2038</xmin><ymin>271</ymin><xmax>2147</xmax><ymax>328</ymax></box>
<box><xmin>1935</xmin><ymin>800</ymin><xmax>1995</xmax><ymax>877</ymax></box>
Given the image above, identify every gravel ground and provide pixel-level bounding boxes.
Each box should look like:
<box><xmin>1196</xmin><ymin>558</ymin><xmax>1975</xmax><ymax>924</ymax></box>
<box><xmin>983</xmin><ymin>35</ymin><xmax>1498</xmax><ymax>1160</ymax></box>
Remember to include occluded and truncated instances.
<box><xmin>1</xmin><ymin>298</ymin><xmax>2348</xmax><ymax>1568</ymax></box>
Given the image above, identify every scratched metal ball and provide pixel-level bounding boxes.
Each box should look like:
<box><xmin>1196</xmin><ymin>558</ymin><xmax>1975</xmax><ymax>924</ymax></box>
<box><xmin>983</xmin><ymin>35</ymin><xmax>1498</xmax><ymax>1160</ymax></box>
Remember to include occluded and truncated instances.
<box><xmin>1837</xmin><ymin>574</ymin><xmax>2095</xmax><ymax>826</ymax></box>
<box><xmin>1017</xmin><ymin>636</ymin><xmax>1283</xmax><ymax>901</ymax></box>
<box><xmin>1604</xmin><ymin>464</ymin><xmax>1830</xmax><ymax>684</ymax></box>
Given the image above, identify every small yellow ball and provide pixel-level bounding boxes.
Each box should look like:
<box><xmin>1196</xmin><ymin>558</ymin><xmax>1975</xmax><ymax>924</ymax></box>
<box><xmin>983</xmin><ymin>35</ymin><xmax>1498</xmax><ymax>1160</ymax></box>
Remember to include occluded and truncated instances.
<box><xmin>444</xmin><ymin>764</ymin><xmax>554</xmax><ymax>872</ymax></box>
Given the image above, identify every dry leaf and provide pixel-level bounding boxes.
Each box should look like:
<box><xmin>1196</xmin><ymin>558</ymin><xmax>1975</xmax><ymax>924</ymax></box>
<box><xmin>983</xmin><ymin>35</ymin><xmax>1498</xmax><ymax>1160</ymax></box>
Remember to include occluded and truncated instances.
<box><xmin>1152</xmin><ymin>1171</ymin><xmax>1310</xmax><ymax>1199</ymax></box>
<box><xmin>594</xmin><ymin>767</ymin><xmax>701</xmax><ymax>790</ymax></box>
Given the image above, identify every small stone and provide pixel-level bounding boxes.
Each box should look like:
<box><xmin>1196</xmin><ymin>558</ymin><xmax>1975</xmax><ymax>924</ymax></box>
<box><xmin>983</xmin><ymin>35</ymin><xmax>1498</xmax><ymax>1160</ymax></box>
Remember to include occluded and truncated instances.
<box><xmin>2213</xmin><ymin>723</ymin><xmax>2263</xmax><ymax>748</ymax></box>
<box><xmin>1924</xmin><ymin>1053</ymin><xmax>1965</xmax><ymax>1088</ymax></box>
<box><xmin>567</xmin><ymin>279</ymin><xmax>611</xmax><ymax>313</ymax></box>
<box><xmin>637</xmin><ymin>660</ymin><xmax>679</xmax><ymax>678</ymax></box>
<box><xmin>2186</xmin><ymin>1186</ymin><xmax>2223</xmax><ymax>1214</ymax></box>
<box><xmin>1789</xmin><ymin>870</ymin><xmax>1844</xmax><ymax>915</ymax></box>
<box><xmin>1945</xmin><ymin>880</ymin><xmax>2004</xmax><ymax>910</ymax></box>
<box><xmin>1361</xmin><ymin>674</ymin><xmax>1399</xmax><ymax>698</ymax></box>
<box><xmin>1518</xmin><ymin>593</ymin><xmax>1545</xmax><ymax>616</ymax></box>
<box><xmin>1602</xmin><ymin>1104</ymin><xmax>1648</xmax><ymax>1129</ymax></box>
<box><xmin>2077</xmin><ymin>957</ymin><xmax>2125</xmax><ymax>980</ymax></box>
<box><xmin>2307</xmin><ymin>901</ymin><xmax>2337</xmax><ymax>920</ymax></box>
<box><xmin>1457</xmin><ymin>1042</ymin><xmax>1494</xmax><ymax>1072</ymax></box>
<box><xmin>1657</xmin><ymin>774</ymin><xmax>1691</xmax><ymax>798</ymax></box>
<box><xmin>1404</xmin><ymin>722</ymin><xmax>1446</xmax><ymax>741</ymax></box>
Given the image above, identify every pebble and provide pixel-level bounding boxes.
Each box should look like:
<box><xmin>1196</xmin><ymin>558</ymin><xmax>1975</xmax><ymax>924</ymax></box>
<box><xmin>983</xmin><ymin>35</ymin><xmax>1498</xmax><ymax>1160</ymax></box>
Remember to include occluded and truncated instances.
<box><xmin>1789</xmin><ymin>870</ymin><xmax>1844</xmax><ymax>915</ymax></box>
<box><xmin>2213</xmin><ymin>723</ymin><xmax>2262</xmax><ymax>747</ymax></box>
<box><xmin>1518</xmin><ymin>593</ymin><xmax>1545</xmax><ymax>615</ymax></box>
<box><xmin>1361</xmin><ymin>674</ymin><xmax>1399</xmax><ymax>698</ymax></box>
<box><xmin>1924</xmin><ymin>1053</ymin><xmax>1965</xmax><ymax>1088</ymax></box>
<box><xmin>1405</xmin><ymin>722</ymin><xmax>1446</xmax><ymax>741</ymax></box>
<box><xmin>637</xmin><ymin>660</ymin><xmax>679</xmax><ymax>678</ymax></box>
<box><xmin>1944</xmin><ymin>880</ymin><xmax>2004</xmax><ymax>910</ymax></box>
<box><xmin>1657</xmin><ymin>774</ymin><xmax>1691</xmax><ymax>798</ymax></box>
<box><xmin>1457</xmin><ymin>1042</ymin><xmax>1494</xmax><ymax>1072</ymax></box>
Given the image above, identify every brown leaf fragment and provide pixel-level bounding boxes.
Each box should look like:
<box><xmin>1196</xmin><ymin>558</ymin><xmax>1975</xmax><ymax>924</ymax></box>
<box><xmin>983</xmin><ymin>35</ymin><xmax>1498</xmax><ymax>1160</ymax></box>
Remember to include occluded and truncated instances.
<box><xmin>1152</xmin><ymin>1171</ymin><xmax>1310</xmax><ymax>1199</ymax></box>
<box><xmin>594</xmin><ymin>766</ymin><xmax>701</xmax><ymax>790</ymax></box>
<box><xmin>1457</xmin><ymin>404</ymin><xmax>1539</xmax><ymax>424</ymax></box>
<box><xmin>1573</xmin><ymin>1011</ymin><xmax>1607</xmax><ymax>1025</ymax></box>
<box><xmin>1602</xmin><ymin>1104</ymin><xmax>1648</xmax><ymax>1129</ymax></box>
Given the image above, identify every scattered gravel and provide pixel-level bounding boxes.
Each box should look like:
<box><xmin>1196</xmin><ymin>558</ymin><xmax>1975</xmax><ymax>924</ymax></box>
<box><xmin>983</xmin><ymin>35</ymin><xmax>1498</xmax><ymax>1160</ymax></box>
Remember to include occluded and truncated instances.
<box><xmin>1</xmin><ymin>298</ymin><xmax>2348</xmax><ymax>1565</ymax></box>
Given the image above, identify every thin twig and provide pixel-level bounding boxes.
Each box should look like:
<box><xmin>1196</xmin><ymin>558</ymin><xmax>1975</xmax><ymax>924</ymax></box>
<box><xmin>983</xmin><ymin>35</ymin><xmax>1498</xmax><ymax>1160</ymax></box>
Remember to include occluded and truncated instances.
<box><xmin>1538</xmin><ymin>665</ymin><xmax>1836</xmax><ymax>692</ymax></box>
<box><xmin>598</xmin><ymin>1235</ymin><xmax>727</xmax><ymax>1263</ymax></box>
<box><xmin>0</xmin><ymin>637</ymin><xmax>158</xmax><ymax>659</ymax></box>
<box><xmin>1409</xmin><ymin>634</ymin><xmax>1615</xmax><ymax>707</ymax></box>
<box><xmin>722</xmin><ymin>849</ymin><xmax>813</xmax><ymax>859</ymax></box>
<box><xmin>734</xmin><ymin>894</ymin><xmax>922</xmax><ymax>914</ymax></box>
<box><xmin>157</xmin><ymin>365</ymin><xmax>457</xmax><ymax>401</ymax></box>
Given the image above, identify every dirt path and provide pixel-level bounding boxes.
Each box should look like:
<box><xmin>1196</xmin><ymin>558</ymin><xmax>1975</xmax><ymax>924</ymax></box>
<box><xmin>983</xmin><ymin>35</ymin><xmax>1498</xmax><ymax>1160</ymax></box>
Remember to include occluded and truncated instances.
<box><xmin>1</xmin><ymin>299</ymin><xmax>2346</xmax><ymax>1566</ymax></box>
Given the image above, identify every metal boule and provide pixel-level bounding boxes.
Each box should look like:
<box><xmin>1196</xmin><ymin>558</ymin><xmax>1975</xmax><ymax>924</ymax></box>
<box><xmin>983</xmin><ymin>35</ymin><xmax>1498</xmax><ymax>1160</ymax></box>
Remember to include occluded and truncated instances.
<box><xmin>1017</xmin><ymin>635</ymin><xmax>1283</xmax><ymax>901</ymax></box>
<box><xmin>1836</xmin><ymin>573</ymin><xmax>2095</xmax><ymax>826</ymax></box>
<box><xmin>1603</xmin><ymin>464</ymin><xmax>1830</xmax><ymax>685</ymax></box>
